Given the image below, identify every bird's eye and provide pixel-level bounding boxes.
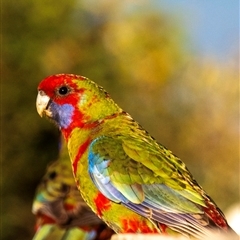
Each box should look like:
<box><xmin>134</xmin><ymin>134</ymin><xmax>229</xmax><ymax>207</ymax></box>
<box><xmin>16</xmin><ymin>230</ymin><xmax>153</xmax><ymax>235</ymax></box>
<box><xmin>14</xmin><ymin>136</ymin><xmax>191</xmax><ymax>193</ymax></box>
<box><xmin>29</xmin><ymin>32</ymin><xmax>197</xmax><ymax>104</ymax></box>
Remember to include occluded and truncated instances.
<box><xmin>58</xmin><ymin>86</ymin><xmax>69</xmax><ymax>96</ymax></box>
<box><xmin>48</xmin><ymin>171</ymin><xmax>57</xmax><ymax>179</ymax></box>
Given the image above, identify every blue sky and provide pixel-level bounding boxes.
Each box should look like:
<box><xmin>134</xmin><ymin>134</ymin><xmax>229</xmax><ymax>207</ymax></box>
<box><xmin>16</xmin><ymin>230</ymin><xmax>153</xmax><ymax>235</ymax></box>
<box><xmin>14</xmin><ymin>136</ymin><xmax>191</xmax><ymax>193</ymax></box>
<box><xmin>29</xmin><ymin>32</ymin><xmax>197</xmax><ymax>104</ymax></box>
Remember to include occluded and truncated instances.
<box><xmin>155</xmin><ymin>1</ymin><xmax>239</xmax><ymax>61</ymax></box>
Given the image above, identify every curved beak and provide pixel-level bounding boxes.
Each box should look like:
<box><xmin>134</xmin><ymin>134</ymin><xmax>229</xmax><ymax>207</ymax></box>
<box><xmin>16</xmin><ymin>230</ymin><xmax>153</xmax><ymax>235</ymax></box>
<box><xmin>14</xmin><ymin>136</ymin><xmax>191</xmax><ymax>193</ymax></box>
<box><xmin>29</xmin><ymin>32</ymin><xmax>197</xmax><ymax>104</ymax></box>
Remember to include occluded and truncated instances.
<box><xmin>36</xmin><ymin>90</ymin><xmax>52</xmax><ymax>117</ymax></box>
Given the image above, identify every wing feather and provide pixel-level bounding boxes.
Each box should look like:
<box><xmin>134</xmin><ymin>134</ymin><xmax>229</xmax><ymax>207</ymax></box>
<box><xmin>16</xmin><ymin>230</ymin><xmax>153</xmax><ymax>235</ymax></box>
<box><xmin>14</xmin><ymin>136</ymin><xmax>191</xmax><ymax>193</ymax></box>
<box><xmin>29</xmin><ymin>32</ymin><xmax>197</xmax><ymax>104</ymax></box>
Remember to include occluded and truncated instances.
<box><xmin>88</xmin><ymin>135</ymin><xmax>210</xmax><ymax>237</ymax></box>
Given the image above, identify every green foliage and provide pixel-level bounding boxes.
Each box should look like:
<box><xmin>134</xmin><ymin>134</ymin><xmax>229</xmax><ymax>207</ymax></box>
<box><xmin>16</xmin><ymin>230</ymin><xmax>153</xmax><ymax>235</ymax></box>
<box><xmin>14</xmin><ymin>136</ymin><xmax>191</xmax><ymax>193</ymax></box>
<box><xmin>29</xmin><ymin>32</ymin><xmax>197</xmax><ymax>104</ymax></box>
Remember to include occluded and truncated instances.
<box><xmin>2</xmin><ymin>1</ymin><xmax>238</xmax><ymax>239</ymax></box>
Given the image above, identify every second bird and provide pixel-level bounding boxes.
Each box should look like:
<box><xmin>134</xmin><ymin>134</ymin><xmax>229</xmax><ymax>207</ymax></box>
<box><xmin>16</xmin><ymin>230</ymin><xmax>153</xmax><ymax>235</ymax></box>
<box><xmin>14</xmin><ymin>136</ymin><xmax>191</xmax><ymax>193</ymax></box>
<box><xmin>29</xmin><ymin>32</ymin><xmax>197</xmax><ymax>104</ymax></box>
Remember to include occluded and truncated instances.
<box><xmin>32</xmin><ymin>134</ymin><xmax>113</xmax><ymax>240</ymax></box>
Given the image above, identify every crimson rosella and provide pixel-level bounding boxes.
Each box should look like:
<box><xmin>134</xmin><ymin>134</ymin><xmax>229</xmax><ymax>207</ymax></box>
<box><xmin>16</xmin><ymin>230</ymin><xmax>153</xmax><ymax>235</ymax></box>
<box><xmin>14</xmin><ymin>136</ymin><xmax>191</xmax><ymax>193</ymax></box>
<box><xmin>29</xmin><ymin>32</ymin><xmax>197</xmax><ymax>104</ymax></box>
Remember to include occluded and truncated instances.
<box><xmin>36</xmin><ymin>74</ymin><xmax>236</xmax><ymax>239</ymax></box>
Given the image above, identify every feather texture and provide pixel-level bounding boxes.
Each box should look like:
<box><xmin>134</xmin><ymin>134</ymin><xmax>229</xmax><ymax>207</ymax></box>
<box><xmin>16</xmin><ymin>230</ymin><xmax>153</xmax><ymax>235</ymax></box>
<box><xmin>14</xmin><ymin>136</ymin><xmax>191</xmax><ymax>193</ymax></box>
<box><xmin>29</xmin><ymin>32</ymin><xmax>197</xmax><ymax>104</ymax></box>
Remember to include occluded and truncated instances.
<box><xmin>32</xmin><ymin>135</ymin><xmax>113</xmax><ymax>240</ymax></box>
<box><xmin>36</xmin><ymin>74</ymin><xmax>236</xmax><ymax>239</ymax></box>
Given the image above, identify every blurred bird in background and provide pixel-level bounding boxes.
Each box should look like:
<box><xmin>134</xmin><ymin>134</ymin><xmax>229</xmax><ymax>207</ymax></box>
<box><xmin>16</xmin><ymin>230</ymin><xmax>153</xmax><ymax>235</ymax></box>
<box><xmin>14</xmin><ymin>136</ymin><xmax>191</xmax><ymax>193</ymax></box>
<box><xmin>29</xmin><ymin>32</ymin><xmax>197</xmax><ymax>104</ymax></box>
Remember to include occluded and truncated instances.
<box><xmin>32</xmin><ymin>134</ymin><xmax>114</xmax><ymax>240</ymax></box>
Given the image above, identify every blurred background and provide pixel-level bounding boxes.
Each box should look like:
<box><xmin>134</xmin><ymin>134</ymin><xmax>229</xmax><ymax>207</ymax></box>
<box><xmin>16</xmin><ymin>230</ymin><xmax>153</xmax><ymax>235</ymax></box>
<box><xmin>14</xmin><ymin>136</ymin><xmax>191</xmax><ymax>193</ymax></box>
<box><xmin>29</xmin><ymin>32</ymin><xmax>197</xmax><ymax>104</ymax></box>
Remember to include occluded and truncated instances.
<box><xmin>2</xmin><ymin>0</ymin><xmax>239</xmax><ymax>239</ymax></box>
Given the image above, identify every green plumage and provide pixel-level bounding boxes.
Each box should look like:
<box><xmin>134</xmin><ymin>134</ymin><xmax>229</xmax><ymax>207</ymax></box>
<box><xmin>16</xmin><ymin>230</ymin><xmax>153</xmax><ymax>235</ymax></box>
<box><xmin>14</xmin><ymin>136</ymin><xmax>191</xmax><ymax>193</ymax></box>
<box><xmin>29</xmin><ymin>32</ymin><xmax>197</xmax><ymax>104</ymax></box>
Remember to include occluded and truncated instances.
<box><xmin>89</xmin><ymin>113</ymin><xmax>205</xmax><ymax>212</ymax></box>
<box><xmin>32</xmin><ymin>135</ymin><xmax>112</xmax><ymax>240</ymax></box>
<box><xmin>36</xmin><ymin>74</ymin><xmax>234</xmax><ymax>238</ymax></box>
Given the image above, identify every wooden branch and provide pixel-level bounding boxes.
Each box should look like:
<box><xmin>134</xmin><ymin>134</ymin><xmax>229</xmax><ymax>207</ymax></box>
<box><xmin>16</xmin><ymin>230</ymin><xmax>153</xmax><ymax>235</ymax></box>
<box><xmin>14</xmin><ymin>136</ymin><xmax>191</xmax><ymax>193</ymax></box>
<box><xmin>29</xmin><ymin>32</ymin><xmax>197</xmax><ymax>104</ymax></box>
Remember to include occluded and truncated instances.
<box><xmin>110</xmin><ymin>232</ymin><xmax>239</xmax><ymax>240</ymax></box>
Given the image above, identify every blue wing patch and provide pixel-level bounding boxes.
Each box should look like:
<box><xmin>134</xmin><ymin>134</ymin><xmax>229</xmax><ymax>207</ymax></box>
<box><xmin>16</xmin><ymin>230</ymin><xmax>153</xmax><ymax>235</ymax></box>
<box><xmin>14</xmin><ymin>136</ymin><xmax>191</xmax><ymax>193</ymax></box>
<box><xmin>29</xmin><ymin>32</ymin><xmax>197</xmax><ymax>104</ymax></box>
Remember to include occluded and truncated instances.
<box><xmin>88</xmin><ymin>139</ymin><xmax>129</xmax><ymax>204</ymax></box>
<box><xmin>87</xmin><ymin>136</ymin><xmax>211</xmax><ymax>238</ymax></box>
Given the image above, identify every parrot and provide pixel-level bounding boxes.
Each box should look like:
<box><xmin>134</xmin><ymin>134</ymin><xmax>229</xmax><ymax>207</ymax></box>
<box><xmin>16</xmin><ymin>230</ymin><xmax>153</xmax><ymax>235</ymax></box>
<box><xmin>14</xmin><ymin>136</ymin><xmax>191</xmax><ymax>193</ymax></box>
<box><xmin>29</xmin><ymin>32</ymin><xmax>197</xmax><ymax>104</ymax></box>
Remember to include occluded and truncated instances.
<box><xmin>36</xmin><ymin>73</ymin><xmax>236</xmax><ymax>239</ymax></box>
<box><xmin>32</xmin><ymin>134</ymin><xmax>114</xmax><ymax>240</ymax></box>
